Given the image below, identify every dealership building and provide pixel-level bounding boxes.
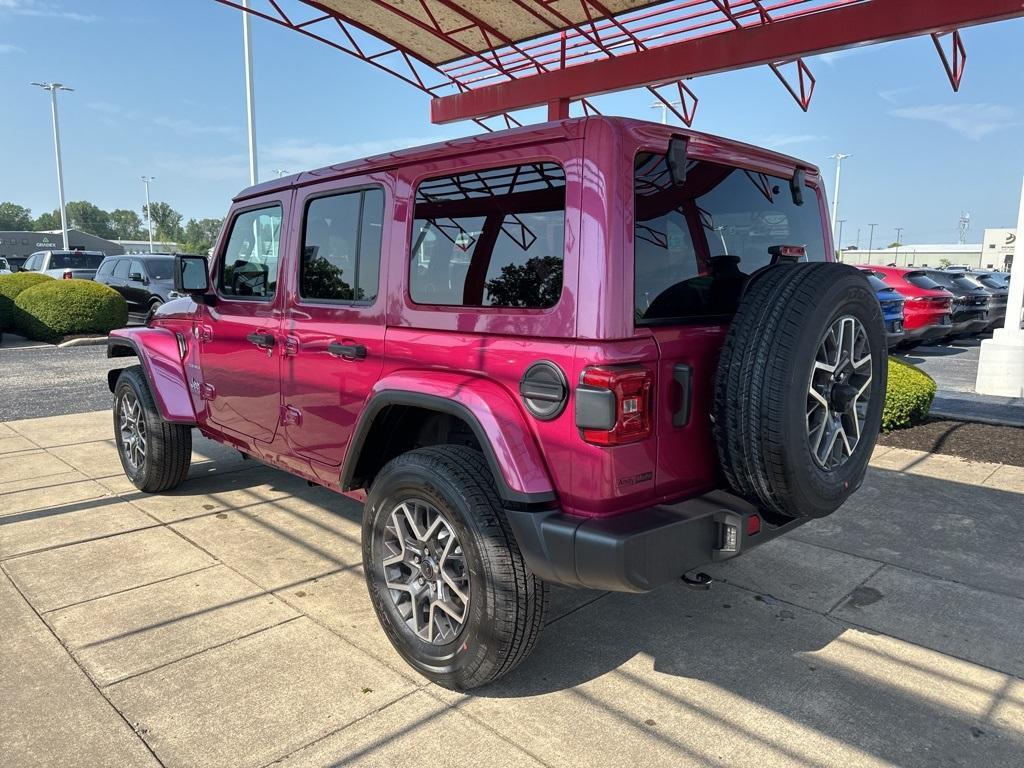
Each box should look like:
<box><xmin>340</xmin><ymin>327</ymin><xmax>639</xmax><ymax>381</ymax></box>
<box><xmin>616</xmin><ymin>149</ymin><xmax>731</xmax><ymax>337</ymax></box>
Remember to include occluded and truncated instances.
<box><xmin>0</xmin><ymin>229</ymin><xmax>124</xmax><ymax>265</ymax></box>
<box><xmin>839</xmin><ymin>228</ymin><xmax>1015</xmax><ymax>271</ymax></box>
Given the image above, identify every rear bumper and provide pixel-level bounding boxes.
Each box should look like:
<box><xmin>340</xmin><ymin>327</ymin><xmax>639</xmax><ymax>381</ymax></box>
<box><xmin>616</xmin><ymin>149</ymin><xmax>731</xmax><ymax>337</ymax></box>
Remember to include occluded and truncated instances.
<box><xmin>506</xmin><ymin>489</ymin><xmax>808</xmax><ymax>593</ymax></box>
<box><xmin>902</xmin><ymin>321</ymin><xmax>952</xmax><ymax>345</ymax></box>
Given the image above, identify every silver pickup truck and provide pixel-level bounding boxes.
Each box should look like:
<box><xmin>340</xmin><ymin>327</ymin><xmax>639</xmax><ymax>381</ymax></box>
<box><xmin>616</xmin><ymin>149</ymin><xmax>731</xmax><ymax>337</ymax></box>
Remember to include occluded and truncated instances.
<box><xmin>20</xmin><ymin>249</ymin><xmax>106</xmax><ymax>280</ymax></box>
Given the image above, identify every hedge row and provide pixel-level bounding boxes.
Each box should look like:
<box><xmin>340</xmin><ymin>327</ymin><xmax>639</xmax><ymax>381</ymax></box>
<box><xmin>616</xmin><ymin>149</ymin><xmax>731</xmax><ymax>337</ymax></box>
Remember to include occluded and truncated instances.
<box><xmin>0</xmin><ymin>273</ymin><xmax>127</xmax><ymax>343</ymax></box>
<box><xmin>883</xmin><ymin>356</ymin><xmax>936</xmax><ymax>431</ymax></box>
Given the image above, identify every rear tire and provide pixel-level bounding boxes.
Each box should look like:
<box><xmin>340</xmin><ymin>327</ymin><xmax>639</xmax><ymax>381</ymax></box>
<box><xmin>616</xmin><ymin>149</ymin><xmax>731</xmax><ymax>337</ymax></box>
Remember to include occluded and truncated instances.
<box><xmin>363</xmin><ymin>445</ymin><xmax>547</xmax><ymax>690</ymax></box>
<box><xmin>113</xmin><ymin>365</ymin><xmax>191</xmax><ymax>492</ymax></box>
<box><xmin>713</xmin><ymin>263</ymin><xmax>886</xmax><ymax>519</ymax></box>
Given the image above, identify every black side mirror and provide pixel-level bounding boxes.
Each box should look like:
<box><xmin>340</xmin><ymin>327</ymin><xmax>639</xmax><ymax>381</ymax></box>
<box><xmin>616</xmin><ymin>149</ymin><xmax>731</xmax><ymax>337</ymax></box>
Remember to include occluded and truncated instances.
<box><xmin>790</xmin><ymin>168</ymin><xmax>806</xmax><ymax>206</ymax></box>
<box><xmin>174</xmin><ymin>254</ymin><xmax>211</xmax><ymax>296</ymax></box>
<box><xmin>130</xmin><ymin>272</ymin><xmax>145</xmax><ymax>282</ymax></box>
<box><xmin>667</xmin><ymin>134</ymin><xmax>689</xmax><ymax>186</ymax></box>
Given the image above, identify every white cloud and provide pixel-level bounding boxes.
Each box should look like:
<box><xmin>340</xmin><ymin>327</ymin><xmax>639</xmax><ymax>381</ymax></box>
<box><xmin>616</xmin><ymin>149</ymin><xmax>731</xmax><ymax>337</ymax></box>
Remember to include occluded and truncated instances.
<box><xmin>263</xmin><ymin>136</ymin><xmax>455</xmax><ymax>170</ymax></box>
<box><xmin>877</xmin><ymin>86</ymin><xmax>915</xmax><ymax>105</ymax></box>
<box><xmin>0</xmin><ymin>43</ymin><xmax>24</xmax><ymax>53</ymax></box>
<box><xmin>889</xmin><ymin>103</ymin><xmax>1022</xmax><ymax>140</ymax></box>
<box><xmin>0</xmin><ymin>0</ymin><xmax>96</xmax><ymax>22</ymax></box>
<box><xmin>752</xmin><ymin>133</ymin><xmax>825</xmax><ymax>149</ymax></box>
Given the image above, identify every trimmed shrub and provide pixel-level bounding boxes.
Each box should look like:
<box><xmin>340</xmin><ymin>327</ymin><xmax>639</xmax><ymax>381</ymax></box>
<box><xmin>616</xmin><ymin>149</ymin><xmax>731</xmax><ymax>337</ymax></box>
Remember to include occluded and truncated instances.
<box><xmin>883</xmin><ymin>356</ymin><xmax>936</xmax><ymax>432</ymax></box>
<box><xmin>0</xmin><ymin>272</ymin><xmax>54</xmax><ymax>332</ymax></box>
<box><xmin>14</xmin><ymin>279</ymin><xmax>128</xmax><ymax>343</ymax></box>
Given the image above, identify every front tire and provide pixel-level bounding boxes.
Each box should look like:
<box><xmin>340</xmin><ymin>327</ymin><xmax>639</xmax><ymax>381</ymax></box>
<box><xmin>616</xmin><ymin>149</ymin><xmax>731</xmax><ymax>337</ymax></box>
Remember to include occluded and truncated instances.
<box><xmin>363</xmin><ymin>445</ymin><xmax>547</xmax><ymax>690</ymax></box>
<box><xmin>113</xmin><ymin>365</ymin><xmax>191</xmax><ymax>492</ymax></box>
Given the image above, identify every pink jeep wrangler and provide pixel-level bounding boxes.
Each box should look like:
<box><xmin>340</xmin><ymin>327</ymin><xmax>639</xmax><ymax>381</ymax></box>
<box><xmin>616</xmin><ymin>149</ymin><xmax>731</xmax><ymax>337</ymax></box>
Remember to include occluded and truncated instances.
<box><xmin>107</xmin><ymin>117</ymin><xmax>885</xmax><ymax>690</ymax></box>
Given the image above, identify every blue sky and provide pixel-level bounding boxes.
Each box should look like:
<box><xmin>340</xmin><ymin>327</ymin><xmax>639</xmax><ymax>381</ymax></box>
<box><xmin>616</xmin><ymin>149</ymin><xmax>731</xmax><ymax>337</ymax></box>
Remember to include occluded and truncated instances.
<box><xmin>2</xmin><ymin>0</ymin><xmax>1022</xmax><ymax>246</ymax></box>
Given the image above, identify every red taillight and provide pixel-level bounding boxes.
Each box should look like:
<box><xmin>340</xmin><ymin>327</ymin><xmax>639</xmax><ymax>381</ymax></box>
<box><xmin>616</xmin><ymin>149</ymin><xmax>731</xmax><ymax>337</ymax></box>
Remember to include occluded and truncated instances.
<box><xmin>746</xmin><ymin>514</ymin><xmax>761</xmax><ymax>536</ymax></box>
<box><xmin>579</xmin><ymin>366</ymin><xmax>653</xmax><ymax>446</ymax></box>
<box><xmin>62</xmin><ymin>270</ymin><xmax>73</xmax><ymax>280</ymax></box>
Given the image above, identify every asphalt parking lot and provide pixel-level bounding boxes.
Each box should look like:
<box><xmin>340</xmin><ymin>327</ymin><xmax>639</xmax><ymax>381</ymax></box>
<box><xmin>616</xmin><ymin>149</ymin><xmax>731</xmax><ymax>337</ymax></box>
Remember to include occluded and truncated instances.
<box><xmin>2</xmin><ymin>410</ymin><xmax>1023</xmax><ymax>767</ymax></box>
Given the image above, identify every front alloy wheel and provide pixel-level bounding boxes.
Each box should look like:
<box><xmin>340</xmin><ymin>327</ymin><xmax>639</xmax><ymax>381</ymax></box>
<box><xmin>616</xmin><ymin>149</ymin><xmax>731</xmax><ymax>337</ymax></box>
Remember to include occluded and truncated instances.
<box><xmin>118</xmin><ymin>390</ymin><xmax>147</xmax><ymax>471</ymax></box>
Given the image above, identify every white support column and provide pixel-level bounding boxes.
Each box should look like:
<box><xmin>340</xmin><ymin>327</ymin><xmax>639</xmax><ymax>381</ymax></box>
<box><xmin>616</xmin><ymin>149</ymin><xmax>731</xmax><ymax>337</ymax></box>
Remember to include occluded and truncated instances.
<box><xmin>975</xmin><ymin>176</ymin><xmax>1024</xmax><ymax>397</ymax></box>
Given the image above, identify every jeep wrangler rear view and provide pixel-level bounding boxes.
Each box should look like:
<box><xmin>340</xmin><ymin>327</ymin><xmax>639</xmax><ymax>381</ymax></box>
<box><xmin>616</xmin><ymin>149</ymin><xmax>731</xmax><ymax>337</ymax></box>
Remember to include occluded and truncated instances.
<box><xmin>106</xmin><ymin>117</ymin><xmax>885</xmax><ymax>690</ymax></box>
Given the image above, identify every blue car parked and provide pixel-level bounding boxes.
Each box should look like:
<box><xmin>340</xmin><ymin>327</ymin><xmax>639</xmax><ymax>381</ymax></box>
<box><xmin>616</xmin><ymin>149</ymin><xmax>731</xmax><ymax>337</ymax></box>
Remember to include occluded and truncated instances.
<box><xmin>861</xmin><ymin>271</ymin><xmax>906</xmax><ymax>348</ymax></box>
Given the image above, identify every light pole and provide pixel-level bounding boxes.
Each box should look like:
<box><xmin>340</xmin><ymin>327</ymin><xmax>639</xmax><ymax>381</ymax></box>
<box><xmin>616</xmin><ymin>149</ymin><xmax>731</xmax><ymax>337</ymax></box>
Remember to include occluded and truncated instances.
<box><xmin>836</xmin><ymin>219</ymin><xmax>846</xmax><ymax>260</ymax></box>
<box><xmin>650</xmin><ymin>99</ymin><xmax>682</xmax><ymax>124</ymax></box>
<box><xmin>31</xmin><ymin>82</ymin><xmax>73</xmax><ymax>250</ymax></box>
<box><xmin>828</xmin><ymin>153</ymin><xmax>851</xmax><ymax>242</ymax></box>
<box><xmin>893</xmin><ymin>226</ymin><xmax>903</xmax><ymax>264</ymax></box>
<box><xmin>141</xmin><ymin>176</ymin><xmax>155</xmax><ymax>253</ymax></box>
<box><xmin>242</xmin><ymin>0</ymin><xmax>258</xmax><ymax>185</ymax></box>
<box><xmin>867</xmin><ymin>223</ymin><xmax>878</xmax><ymax>261</ymax></box>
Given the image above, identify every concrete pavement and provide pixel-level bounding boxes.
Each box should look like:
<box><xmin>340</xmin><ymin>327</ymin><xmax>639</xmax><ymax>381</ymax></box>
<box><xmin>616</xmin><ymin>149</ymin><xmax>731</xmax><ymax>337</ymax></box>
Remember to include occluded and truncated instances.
<box><xmin>2</xmin><ymin>411</ymin><xmax>1023</xmax><ymax>767</ymax></box>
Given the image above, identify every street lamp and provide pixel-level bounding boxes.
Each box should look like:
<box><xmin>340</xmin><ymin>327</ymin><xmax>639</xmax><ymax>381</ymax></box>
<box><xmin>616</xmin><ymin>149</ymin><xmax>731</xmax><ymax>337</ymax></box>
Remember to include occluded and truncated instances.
<box><xmin>31</xmin><ymin>81</ymin><xmax>73</xmax><ymax>250</ymax></box>
<box><xmin>141</xmin><ymin>176</ymin><xmax>155</xmax><ymax>253</ymax></box>
<box><xmin>867</xmin><ymin>223</ymin><xmax>878</xmax><ymax>261</ymax></box>
<box><xmin>828</xmin><ymin>153</ymin><xmax>852</xmax><ymax>242</ymax></box>
<box><xmin>894</xmin><ymin>226</ymin><xmax>904</xmax><ymax>263</ymax></box>
<box><xmin>649</xmin><ymin>99</ymin><xmax>682</xmax><ymax>125</ymax></box>
<box><xmin>836</xmin><ymin>219</ymin><xmax>847</xmax><ymax>260</ymax></box>
<box><xmin>242</xmin><ymin>0</ymin><xmax>258</xmax><ymax>185</ymax></box>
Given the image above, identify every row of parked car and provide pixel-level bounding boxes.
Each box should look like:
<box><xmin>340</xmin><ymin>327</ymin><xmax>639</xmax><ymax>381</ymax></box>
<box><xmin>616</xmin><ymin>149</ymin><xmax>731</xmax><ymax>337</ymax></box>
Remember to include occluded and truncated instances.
<box><xmin>862</xmin><ymin>265</ymin><xmax>1011</xmax><ymax>348</ymax></box>
<box><xmin>8</xmin><ymin>249</ymin><xmax>186</xmax><ymax>316</ymax></box>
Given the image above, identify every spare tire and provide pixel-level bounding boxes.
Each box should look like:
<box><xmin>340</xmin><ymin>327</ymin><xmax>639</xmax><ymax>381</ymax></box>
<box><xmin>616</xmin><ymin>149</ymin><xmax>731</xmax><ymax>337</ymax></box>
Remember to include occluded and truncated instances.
<box><xmin>713</xmin><ymin>262</ymin><xmax>886</xmax><ymax>519</ymax></box>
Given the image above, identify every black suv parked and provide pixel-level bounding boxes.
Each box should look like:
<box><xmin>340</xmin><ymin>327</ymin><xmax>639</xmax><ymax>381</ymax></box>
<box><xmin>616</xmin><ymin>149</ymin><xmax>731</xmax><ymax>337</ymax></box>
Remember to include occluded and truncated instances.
<box><xmin>94</xmin><ymin>253</ymin><xmax>185</xmax><ymax>317</ymax></box>
<box><xmin>923</xmin><ymin>269</ymin><xmax>992</xmax><ymax>336</ymax></box>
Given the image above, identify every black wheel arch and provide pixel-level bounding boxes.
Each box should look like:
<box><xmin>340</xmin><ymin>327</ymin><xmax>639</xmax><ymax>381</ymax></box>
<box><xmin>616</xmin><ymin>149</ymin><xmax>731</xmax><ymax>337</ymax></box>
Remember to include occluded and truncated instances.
<box><xmin>342</xmin><ymin>391</ymin><xmax>557</xmax><ymax>508</ymax></box>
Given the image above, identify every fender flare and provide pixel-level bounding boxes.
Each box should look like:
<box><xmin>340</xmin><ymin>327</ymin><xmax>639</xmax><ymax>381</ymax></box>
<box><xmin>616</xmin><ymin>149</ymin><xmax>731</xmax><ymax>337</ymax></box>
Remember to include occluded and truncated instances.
<box><xmin>341</xmin><ymin>376</ymin><xmax>557</xmax><ymax>506</ymax></box>
<box><xmin>107</xmin><ymin>328</ymin><xmax>197</xmax><ymax>424</ymax></box>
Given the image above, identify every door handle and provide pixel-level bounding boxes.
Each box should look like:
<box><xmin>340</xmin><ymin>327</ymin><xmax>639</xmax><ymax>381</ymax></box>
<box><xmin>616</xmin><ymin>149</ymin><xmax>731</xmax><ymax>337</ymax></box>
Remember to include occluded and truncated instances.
<box><xmin>328</xmin><ymin>342</ymin><xmax>367</xmax><ymax>360</ymax></box>
<box><xmin>246</xmin><ymin>332</ymin><xmax>276</xmax><ymax>349</ymax></box>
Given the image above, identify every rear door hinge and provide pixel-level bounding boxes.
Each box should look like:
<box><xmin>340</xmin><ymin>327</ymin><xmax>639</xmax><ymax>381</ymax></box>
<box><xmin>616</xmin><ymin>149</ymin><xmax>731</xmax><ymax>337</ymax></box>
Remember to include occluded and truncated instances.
<box><xmin>280</xmin><ymin>405</ymin><xmax>302</xmax><ymax>426</ymax></box>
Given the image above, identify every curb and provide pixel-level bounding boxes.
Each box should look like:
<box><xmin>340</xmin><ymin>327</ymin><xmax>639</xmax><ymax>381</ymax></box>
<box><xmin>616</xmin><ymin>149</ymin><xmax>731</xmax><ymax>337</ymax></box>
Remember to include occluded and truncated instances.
<box><xmin>57</xmin><ymin>336</ymin><xmax>109</xmax><ymax>348</ymax></box>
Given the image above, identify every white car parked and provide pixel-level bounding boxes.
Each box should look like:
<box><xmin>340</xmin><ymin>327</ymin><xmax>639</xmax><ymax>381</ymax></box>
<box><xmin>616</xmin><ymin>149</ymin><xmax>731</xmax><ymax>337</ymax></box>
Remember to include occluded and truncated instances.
<box><xmin>20</xmin><ymin>250</ymin><xmax>106</xmax><ymax>280</ymax></box>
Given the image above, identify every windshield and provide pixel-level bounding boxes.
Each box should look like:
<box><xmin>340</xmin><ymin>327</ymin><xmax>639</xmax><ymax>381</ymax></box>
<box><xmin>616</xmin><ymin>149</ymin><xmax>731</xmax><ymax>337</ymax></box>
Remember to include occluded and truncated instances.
<box><xmin>50</xmin><ymin>252</ymin><xmax>105</xmax><ymax>269</ymax></box>
<box><xmin>905</xmin><ymin>272</ymin><xmax>943</xmax><ymax>290</ymax></box>
<box><xmin>633</xmin><ymin>153</ymin><xmax>826</xmax><ymax>323</ymax></box>
<box><xmin>145</xmin><ymin>258</ymin><xmax>175</xmax><ymax>280</ymax></box>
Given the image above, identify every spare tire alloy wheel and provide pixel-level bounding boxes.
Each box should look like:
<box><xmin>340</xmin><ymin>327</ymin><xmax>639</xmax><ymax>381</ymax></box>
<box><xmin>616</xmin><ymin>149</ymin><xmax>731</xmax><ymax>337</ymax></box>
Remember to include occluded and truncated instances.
<box><xmin>806</xmin><ymin>315</ymin><xmax>874</xmax><ymax>470</ymax></box>
<box><xmin>381</xmin><ymin>498</ymin><xmax>470</xmax><ymax>644</ymax></box>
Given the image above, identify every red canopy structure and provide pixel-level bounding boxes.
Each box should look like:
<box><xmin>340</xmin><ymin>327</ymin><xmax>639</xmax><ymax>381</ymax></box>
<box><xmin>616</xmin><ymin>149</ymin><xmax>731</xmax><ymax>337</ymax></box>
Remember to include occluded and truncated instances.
<box><xmin>216</xmin><ymin>0</ymin><xmax>1024</xmax><ymax>129</ymax></box>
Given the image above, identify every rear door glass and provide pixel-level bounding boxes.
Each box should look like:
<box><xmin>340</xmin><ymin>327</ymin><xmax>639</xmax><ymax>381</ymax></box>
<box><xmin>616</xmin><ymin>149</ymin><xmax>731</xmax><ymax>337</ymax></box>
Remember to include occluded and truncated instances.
<box><xmin>112</xmin><ymin>259</ymin><xmax>130</xmax><ymax>278</ymax></box>
<box><xmin>634</xmin><ymin>153</ymin><xmax>826</xmax><ymax>323</ymax></box>
<box><xmin>409</xmin><ymin>162</ymin><xmax>566</xmax><ymax>309</ymax></box>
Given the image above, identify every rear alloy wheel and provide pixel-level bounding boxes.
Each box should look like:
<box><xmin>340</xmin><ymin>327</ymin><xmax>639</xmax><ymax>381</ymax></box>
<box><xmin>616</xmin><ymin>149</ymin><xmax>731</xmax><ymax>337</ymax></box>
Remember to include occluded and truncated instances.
<box><xmin>113</xmin><ymin>365</ymin><xmax>192</xmax><ymax>493</ymax></box>
<box><xmin>363</xmin><ymin>445</ymin><xmax>547</xmax><ymax>690</ymax></box>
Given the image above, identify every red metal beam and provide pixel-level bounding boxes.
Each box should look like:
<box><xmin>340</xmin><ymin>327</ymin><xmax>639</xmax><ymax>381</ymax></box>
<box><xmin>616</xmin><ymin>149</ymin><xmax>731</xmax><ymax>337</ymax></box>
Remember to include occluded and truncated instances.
<box><xmin>430</xmin><ymin>0</ymin><xmax>1024</xmax><ymax>123</ymax></box>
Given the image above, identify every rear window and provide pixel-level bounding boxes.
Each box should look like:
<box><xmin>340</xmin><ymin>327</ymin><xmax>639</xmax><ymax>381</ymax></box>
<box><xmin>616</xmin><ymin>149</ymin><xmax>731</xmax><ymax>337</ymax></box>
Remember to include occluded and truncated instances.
<box><xmin>949</xmin><ymin>275</ymin><xmax>983</xmax><ymax>292</ymax></box>
<box><xmin>864</xmin><ymin>275</ymin><xmax>890</xmax><ymax>292</ymax></box>
<box><xmin>409</xmin><ymin>162</ymin><xmax>565</xmax><ymax>309</ymax></box>
<box><xmin>905</xmin><ymin>272</ymin><xmax>943</xmax><ymax>290</ymax></box>
<box><xmin>977</xmin><ymin>274</ymin><xmax>1007</xmax><ymax>290</ymax></box>
<box><xmin>50</xmin><ymin>252</ymin><xmax>104</xmax><ymax>269</ymax></box>
<box><xmin>633</xmin><ymin>153</ymin><xmax>826</xmax><ymax>323</ymax></box>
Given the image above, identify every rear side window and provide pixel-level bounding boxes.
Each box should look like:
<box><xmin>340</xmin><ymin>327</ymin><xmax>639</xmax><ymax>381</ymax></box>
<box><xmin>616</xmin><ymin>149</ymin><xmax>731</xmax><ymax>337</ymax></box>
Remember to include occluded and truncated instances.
<box><xmin>219</xmin><ymin>206</ymin><xmax>283</xmax><ymax>299</ymax></box>
<box><xmin>409</xmin><ymin>162</ymin><xmax>565</xmax><ymax>309</ymax></box>
<box><xmin>301</xmin><ymin>188</ymin><xmax>384</xmax><ymax>303</ymax></box>
<box><xmin>633</xmin><ymin>153</ymin><xmax>827</xmax><ymax>323</ymax></box>
<box><xmin>50</xmin><ymin>253</ymin><xmax>105</xmax><ymax>269</ymax></box>
<box><xmin>113</xmin><ymin>259</ymin><xmax>130</xmax><ymax>278</ymax></box>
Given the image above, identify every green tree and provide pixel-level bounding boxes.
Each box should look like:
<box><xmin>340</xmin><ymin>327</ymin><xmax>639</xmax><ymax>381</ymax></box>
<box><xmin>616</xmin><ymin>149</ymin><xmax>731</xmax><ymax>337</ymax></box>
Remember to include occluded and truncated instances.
<box><xmin>34</xmin><ymin>210</ymin><xmax>61</xmax><ymax>231</ymax></box>
<box><xmin>485</xmin><ymin>255</ymin><xmax>563</xmax><ymax>308</ymax></box>
<box><xmin>887</xmin><ymin>241</ymin><xmax>902</xmax><ymax>249</ymax></box>
<box><xmin>64</xmin><ymin>201</ymin><xmax>116</xmax><ymax>239</ymax></box>
<box><xmin>143</xmin><ymin>202</ymin><xmax>184</xmax><ymax>242</ymax></box>
<box><xmin>179</xmin><ymin>217</ymin><xmax>224</xmax><ymax>254</ymax></box>
<box><xmin>0</xmin><ymin>202</ymin><xmax>34</xmax><ymax>230</ymax></box>
<box><xmin>109</xmin><ymin>208</ymin><xmax>144</xmax><ymax>240</ymax></box>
